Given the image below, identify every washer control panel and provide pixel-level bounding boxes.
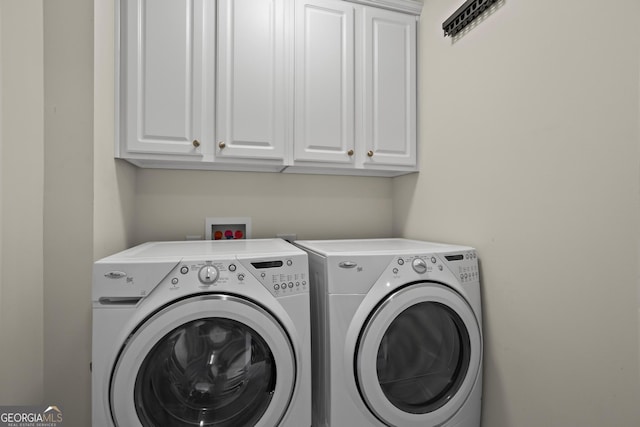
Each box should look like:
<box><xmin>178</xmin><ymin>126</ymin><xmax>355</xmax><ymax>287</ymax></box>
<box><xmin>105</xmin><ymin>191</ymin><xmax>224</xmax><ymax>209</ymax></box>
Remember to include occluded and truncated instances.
<box><xmin>172</xmin><ymin>260</ymin><xmax>237</xmax><ymax>290</ymax></box>
<box><xmin>446</xmin><ymin>250</ymin><xmax>479</xmax><ymax>284</ymax></box>
<box><xmin>166</xmin><ymin>256</ymin><xmax>309</xmax><ymax>297</ymax></box>
<box><xmin>244</xmin><ymin>257</ymin><xmax>309</xmax><ymax>297</ymax></box>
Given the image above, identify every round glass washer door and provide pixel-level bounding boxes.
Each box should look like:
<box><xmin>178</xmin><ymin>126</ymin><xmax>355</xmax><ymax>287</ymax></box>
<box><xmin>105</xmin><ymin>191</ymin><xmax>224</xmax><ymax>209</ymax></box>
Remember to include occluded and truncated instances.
<box><xmin>110</xmin><ymin>294</ymin><xmax>295</xmax><ymax>427</ymax></box>
<box><xmin>356</xmin><ymin>282</ymin><xmax>481</xmax><ymax>427</ymax></box>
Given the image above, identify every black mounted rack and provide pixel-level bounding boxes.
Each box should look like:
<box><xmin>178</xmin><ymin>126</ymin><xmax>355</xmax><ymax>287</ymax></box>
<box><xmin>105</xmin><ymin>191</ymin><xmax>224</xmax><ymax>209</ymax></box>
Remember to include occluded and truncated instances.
<box><xmin>442</xmin><ymin>0</ymin><xmax>498</xmax><ymax>37</ymax></box>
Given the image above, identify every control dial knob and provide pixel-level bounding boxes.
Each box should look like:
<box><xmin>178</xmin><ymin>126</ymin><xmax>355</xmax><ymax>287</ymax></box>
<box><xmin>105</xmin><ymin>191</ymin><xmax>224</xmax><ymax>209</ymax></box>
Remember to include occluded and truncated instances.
<box><xmin>198</xmin><ymin>265</ymin><xmax>219</xmax><ymax>285</ymax></box>
<box><xmin>412</xmin><ymin>258</ymin><xmax>427</xmax><ymax>274</ymax></box>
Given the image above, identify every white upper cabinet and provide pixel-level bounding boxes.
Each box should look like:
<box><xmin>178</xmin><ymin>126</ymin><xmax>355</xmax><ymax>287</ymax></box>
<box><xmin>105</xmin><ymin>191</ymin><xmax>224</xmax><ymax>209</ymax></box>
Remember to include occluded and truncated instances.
<box><xmin>216</xmin><ymin>0</ymin><xmax>286</xmax><ymax>163</ymax></box>
<box><xmin>119</xmin><ymin>0</ymin><xmax>213</xmax><ymax>159</ymax></box>
<box><xmin>116</xmin><ymin>0</ymin><xmax>421</xmax><ymax>176</ymax></box>
<box><xmin>361</xmin><ymin>7</ymin><xmax>416</xmax><ymax>169</ymax></box>
<box><xmin>293</xmin><ymin>0</ymin><xmax>355</xmax><ymax>165</ymax></box>
<box><xmin>118</xmin><ymin>0</ymin><xmax>284</xmax><ymax>169</ymax></box>
<box><xmin>289</xmin><ymin>0</ymin><xmax>417</xmax><ymax>175</ymax></box>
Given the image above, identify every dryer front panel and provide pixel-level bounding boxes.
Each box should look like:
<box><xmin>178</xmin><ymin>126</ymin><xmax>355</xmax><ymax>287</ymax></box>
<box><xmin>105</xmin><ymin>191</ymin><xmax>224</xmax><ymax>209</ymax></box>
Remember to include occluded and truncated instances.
<box><xmin>109</xmin><ymin>294</ymin><xmax>296</xmax><ymax>427</ymax></box>
<box><xmin>355</xmin><ymin>282</ymin><xmax>481</xmax><ymax>427</ymax></box>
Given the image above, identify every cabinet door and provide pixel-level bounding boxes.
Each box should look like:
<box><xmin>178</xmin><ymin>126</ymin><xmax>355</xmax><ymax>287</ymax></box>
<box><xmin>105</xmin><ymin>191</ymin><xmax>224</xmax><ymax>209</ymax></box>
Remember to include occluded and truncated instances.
<box><xmin>120</xmin><ymin>0</ymin><xmax>213</xmax><ymax>156</ymax></box>
<box><xmin>216</xmin><ymin>0</ymin><xmax>286</xmax><ymax>161</ymax></box>
<box><xmin>294</xmin><ymin>0</ymin><xmax>355</xmax><ymax>164</ymax></box>
<box><xmin>361</xmin><ymin>7</ymin><xmax>416</xmax><ymax>167</ymax></box>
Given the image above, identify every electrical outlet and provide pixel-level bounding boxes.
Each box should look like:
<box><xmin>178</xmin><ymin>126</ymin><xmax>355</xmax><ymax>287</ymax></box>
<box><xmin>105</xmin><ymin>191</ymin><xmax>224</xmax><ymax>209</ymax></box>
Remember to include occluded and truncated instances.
<box><xmin>277</xmin><ymin>233</ymin><xmax>297</xmax><ymax>243</ymax></box>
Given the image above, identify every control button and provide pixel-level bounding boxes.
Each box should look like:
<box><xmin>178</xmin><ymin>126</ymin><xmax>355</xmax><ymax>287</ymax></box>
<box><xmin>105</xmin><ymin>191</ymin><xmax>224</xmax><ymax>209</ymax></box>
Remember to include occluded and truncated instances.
<box><xmin>302</xmin><ymin>281</ymin><xmax>307</xmax><ymax>286</ymax></box>
<box><xmin>288</xmin><ymin>282</ymin><xmax>294</xmax><ymax>288</ymax></box>
<box><xmin>393</xmin><ymin>268</ymin><xmax>399</xmax><ymax>274</ymax></box>
<box><xmin>431</xmin><ymin>257</ymin><xmax>437</xmax><ymax>264</ymax></box>
<box><xmin>171</xmin><ymin>278</ymin><xmax>179</xmax><ymax>285</ymax></box>
<box><xmin>238</xmin><ymin>273</ymin><xmax>245</xmax><ymax>281</ymax></box>
<box><xmin>274</xmin><ymin>284</ymin><xmax>280</xmax><ymax>290</ymax></box>
<box><xmin>229</xmin><ymin>264</ymin><xmax>237</xmax><ymax>272</ymax></box>
<box><xmin>398</xmin><ymin>259</ymin><xmax>404</xmax><ymax>265</ymax></box>
<box><xmin>198</xmin><ymin>265</ymin><xmax>219</xmax><ymax>285</ymax></box>
<box><xmin>438</xmin><ymin>265</ymin><xmax>443</xmax><ymax>271</ymax></box>
<box><xmin>282</xmin><ymin>283</ymin><xmax>287</xmax><ymax>289</ymax></box>
<box><xmin>261</xmin><ymin>272</ymin><xmax>266</xmax><ymax>278</ymax></box>
<box><xmin>296</xmin><ymin>282</ymin><xmax>300</xmax><ymax>287</ymax></box>
<box><xmin>286</xmin><ymin>259</ymin><xmax>293</xmax><ymax>266</ymax></box>
<box><xmin>180</xmin><ymin>266</ymin><xmax>189</xmax><ymax>274</ymax></box>
<box><xmin>412</xmin><ymin>258</ymin><xmax>427</xmax><ymax>274</ymax></box>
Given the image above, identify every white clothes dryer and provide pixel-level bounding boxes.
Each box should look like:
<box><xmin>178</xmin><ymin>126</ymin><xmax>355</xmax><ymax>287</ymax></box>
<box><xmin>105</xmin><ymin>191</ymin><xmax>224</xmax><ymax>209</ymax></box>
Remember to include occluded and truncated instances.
<box><xmin>295</xmin><ymin>238</ymin><xmax>482</xmax><ymax>427</ymax></box>
<box><xmin>92</xmin><ymin>239</ymin><xmax>311</xmax><ymax>427</ymax></box>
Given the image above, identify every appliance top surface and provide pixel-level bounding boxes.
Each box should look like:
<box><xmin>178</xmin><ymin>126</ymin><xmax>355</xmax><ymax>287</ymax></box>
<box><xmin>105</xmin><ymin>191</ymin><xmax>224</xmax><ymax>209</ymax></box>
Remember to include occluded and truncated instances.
<box><xmin>295</xmin><ymin>238</ymin><xmax>473</xmax><ymax>255</ymax></box>
<box><xmin>97</xmin><ymin>239</ymin><xmax>304</xmax><ymax>262</ymax></box>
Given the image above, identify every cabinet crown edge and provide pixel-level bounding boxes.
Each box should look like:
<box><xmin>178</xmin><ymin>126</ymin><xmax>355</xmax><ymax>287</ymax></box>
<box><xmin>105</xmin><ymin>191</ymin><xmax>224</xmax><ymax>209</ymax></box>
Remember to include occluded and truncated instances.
<box><xmin>348</xmin><ymin>0</ymin><xmax>423</xmax><ymax>15</ymax></box>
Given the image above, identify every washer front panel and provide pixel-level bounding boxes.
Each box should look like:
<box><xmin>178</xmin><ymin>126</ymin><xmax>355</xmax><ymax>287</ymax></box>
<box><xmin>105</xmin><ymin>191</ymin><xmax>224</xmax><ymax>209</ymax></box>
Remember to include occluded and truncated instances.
<box><xmin>110</xmin><ymin>294</ymin><xmax>296</xmax><ymax>427</ymax></box>
<box><xmin>355</xmin><ymin>282</ymin><xmax>481</xmax><ymax>427</ymax></box>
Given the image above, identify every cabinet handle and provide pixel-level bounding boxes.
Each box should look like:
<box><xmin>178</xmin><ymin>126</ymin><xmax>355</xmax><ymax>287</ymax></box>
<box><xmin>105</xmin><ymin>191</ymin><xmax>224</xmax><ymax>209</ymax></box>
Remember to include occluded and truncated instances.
<box><xmin>367</xmin><ymin>150</ymin><xmax>374</xmax><ymax>157</ymax></box>
<box><xmin>192</xmin><ymin>139</ymin><xmax>200</xmax><ymax>148</ymax></box>
<box><xmin>347</xmin><ymin>149</ymin><xmax>354</xmax><ymax>156</ymax></box>
<box><xmin>218</xmin><ymin>141</ymin><xmax>226</xmax><ymax>149</ymax></box>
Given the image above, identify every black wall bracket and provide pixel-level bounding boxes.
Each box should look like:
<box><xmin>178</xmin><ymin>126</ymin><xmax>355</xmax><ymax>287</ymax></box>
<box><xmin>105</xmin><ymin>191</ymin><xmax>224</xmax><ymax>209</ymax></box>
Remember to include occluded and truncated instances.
<box><xmin>443</xmin><ymin>0</ymin><xmax>499</xmax><ymax>37</ymax></box>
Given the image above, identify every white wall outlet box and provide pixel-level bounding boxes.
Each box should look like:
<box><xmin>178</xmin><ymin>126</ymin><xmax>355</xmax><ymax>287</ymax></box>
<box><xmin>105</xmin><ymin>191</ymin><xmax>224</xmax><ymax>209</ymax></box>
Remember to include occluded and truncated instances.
<box><xmin>205</xmin><ymin>217</ymin><xmax>252</xmax><ymax>240</ymax></box>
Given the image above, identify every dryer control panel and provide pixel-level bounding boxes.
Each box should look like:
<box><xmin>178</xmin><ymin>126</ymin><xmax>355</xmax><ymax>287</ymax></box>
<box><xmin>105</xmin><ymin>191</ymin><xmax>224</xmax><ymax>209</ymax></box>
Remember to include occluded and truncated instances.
<box><xmin>391</xmin><ymin>249</ymin><xmax>479</xmax><ymax>285</ymax></box>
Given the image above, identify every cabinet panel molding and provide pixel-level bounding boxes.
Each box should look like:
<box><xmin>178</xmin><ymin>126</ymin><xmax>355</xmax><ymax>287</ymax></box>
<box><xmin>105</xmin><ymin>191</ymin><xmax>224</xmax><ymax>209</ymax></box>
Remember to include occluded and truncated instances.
<box><xmin>293</xmin><ymin>0</ymin><xmax>355</xmax><ymax>164</ymax></box>
<box><xmin>216</xmin><ymin>0</ymin><xmax>286</xmax><ymax>161</ymax></box>
<box><xmin>120</xmin><ymin>0</ymin><xmax>212</xmax><ymax>157</ymax></box>
<box><xmin>362</xmin><ymin>6</ymin><xmax>416</xmax><ymax>168</ymax></box>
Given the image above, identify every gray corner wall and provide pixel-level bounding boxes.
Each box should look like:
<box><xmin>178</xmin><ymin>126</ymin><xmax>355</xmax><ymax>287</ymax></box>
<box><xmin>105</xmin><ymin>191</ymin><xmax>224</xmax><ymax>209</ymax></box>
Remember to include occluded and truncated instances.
<box><xmin>393</xmin><ymin>0</ymin><xmax>640</xmax><ymax>425</ymax></box>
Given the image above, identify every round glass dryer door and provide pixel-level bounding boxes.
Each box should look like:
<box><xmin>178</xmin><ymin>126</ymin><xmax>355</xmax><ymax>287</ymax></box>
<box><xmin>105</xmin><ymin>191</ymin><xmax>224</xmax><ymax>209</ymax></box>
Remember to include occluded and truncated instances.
<box><xmin>356</xmin><ymin>282</ymin><xmax>481</xmax><ymax>427</ymax></box>
<box><xmin>110</xmin><ymin>295</ymin><xmax>296</xmax><ymax>427</ymax></box>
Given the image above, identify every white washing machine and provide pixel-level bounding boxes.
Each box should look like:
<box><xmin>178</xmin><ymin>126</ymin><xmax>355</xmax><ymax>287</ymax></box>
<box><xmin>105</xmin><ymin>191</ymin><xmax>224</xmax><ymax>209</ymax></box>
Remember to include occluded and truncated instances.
<box><xmin>295</xmin><ymin>238</ymin><xmax>482</xmax><ymax>427</ymax></box>
<box><xmin>92</xmin><ymin>239</ymin><xmax>311</xmax><ymax>427</ymax></box>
